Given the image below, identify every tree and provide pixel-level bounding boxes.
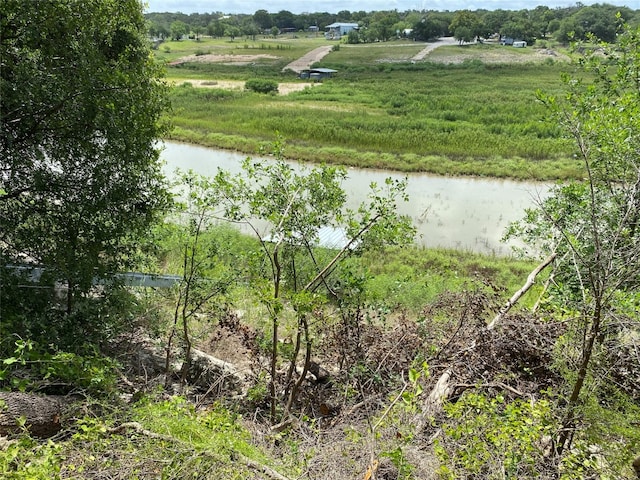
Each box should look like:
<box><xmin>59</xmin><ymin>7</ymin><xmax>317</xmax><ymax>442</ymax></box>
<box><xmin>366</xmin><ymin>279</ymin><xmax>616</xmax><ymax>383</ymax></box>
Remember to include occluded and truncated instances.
<box><xmin>253</xmin><ymin>9</ymin><xmax>272</xmax><ymax>30</ymax></box>
<box><xmin>0</xmin><ymin>0</ymin><xmax>170</xmax><ymax>316</ymax></box>
<box><xmin>170</xmin><ymin>20</ymin><xmax>188</xmax><ymax>40</ymax></box>
<box><xmin>273</xmin><ymin>10</ymin><xmax>295</xmax><ymax>30</ymax></box>
<box><xmin>207</xmin><ymin>19</ymin><xmax>225</xmax><ymax>38</ymax></box>
<box><xmin>162</xmin><ymin>172</ymin><xmax>234</xmax><ymax>389</ymax></box>
<box><xmin>413</xmin><ymin>17</ymin><xmax>444</xmax><ymax>41</ymax></box>
<box><xmin>482</xmin><ymin>9</ymin><xmax>511</xmax><ymax>37</ymax></box>
<box><xmin>449</xmin><ymin>10</ymin><xmax>481</xmax><ymax>44</ymax></box>
<box><xmin>213</xmin><ymin>138</ymin><xmax>415</xmax><ymax>422</ymax></box>
<box><xmin>224</xmin><ymin>25</ymin><xmax>242</xmax><ymax>41</ymax></box>
<box><xmin>506</xmin><ymin>24</ymin><xmax>640</xmax><ymax>467</ymax></box>
<box><xmin>367</xmin><ymin>11</ymin><xmax>400</xmax><ymax>42</ymax></box>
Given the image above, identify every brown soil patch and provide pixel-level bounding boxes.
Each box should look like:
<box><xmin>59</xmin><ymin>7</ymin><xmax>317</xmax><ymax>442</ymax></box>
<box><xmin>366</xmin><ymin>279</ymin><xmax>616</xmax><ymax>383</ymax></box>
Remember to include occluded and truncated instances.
<box><xmin>170</xmin><ymin>53</ymin><xmax>280</xmax><ymax>66</ymax></box>
<box><xmin>174</xmin><ymin>79</ymin><xmax>318</xmax><ymax>95</ymax></box>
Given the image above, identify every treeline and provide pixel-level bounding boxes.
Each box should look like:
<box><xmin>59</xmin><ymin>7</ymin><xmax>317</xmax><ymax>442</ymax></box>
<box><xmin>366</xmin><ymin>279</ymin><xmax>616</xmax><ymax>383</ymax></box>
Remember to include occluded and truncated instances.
<box><xmin>146</xmin><ymin>3</ymin><xmax>640</xmax><ymax>44</ymax></box>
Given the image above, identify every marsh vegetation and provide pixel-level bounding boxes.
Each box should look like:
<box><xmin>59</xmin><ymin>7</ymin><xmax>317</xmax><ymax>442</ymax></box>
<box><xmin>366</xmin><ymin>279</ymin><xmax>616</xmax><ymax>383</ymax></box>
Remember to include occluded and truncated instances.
<box><xmin>163</xmin><ymin>36</ymin><xmax>581</xmax><ymax>180</ymax></box>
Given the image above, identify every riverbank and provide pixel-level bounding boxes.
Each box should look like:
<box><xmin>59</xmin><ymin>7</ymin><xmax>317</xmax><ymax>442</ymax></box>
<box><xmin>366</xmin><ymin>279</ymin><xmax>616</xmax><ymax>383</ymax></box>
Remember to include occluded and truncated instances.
<box><xmin>166</xmin><ymin>130</ymin><xmax>579</xmax><ymax>181</ymax></box>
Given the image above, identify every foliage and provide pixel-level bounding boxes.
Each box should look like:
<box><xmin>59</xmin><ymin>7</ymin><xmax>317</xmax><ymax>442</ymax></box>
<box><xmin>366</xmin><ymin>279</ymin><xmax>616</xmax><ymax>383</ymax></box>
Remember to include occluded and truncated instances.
<box><xmin>210</xmin><ymin>136</ymin><xmax>414</xmax><ymax>421</ymax></box>
<box><xmin>0</xmin><ymin>338</ymin><xmax>119</xmax><ymax>395</ymax></box>
<box><xmin>245</xmin><ymin>78</ymin><xmax>279</xmax><ymax>94</ymax></box>
<box><xmin>0</xmin><ymin>0</ymin><xmax>171</xmax><ymax>315</ymax></box>
<box><xmin>435</xmin><ymin>392</ymin><xmax>556</xmax><ymax>479</ymax></box>
<box><xmin>0</xmin><ymin>266</ymin><xmax>143</xmax><ymax>355</ymax></box>
<box><xmin>162</xmin><ymin>171</ymin><xmax>236</xmax><ymax>386</ymax></box>
<box><xmin>449</xmin><ymin>10</ymin><xmax>482</xmax><ymax>44</ymax></box>
<box><xmin>505</xmin><ymin>23</ymin><xmax>640</xmax><ymax>461</ymax></box>
<box><xmin>0</xmin><ymin>396</ymin><xmax>288</xmax><ymax>479</ymax></box>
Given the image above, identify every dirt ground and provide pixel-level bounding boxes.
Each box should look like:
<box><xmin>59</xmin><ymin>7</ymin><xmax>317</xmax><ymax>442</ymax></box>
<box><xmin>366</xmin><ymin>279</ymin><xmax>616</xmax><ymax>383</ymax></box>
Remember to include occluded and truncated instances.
<box><xmin>170</xmin><ymin>53</ymin><xmax>280</xmax><ymax>66</ymax></box>
<box><xmin>173</xmin><ymin>78</ymin><xmax>318</xmax><ymax>95</ymax></box>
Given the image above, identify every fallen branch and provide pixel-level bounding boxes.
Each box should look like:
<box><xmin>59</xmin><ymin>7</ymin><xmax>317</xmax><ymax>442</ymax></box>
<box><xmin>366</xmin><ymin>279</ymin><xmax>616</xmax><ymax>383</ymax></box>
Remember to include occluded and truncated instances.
<box><xmin>487</xmin><ymin>253</ymin><xmax>556</xmax><ymax>331</ymax></box>
<box><xmin>108</xmin><ymin>421</ymin><xmax>291</xmax><ymax>480</ymax></box>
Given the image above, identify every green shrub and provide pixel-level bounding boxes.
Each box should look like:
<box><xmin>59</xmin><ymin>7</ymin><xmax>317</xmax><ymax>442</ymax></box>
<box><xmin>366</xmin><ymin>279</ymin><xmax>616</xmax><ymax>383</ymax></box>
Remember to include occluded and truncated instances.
<box><xmin>245</xmin><ymin>78</ymin><xmax>278</xmax><ymax>94</ymax></box>
<box><xmin>435</xmin><ymin>392</ymin><xmax>555</xmax><ymax>479</ymax></box>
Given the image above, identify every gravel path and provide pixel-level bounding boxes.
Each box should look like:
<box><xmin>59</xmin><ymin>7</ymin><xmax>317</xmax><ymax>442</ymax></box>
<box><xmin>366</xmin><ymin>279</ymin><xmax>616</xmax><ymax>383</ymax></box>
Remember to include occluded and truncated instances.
<box><xmin>411</xmin><ymin>37</ymin><xmax>459</xmax><ymax>61</ymax></box>
<box><xmin>282</xmin><ymin>45</ymin><xmax>334</xmax><ymax>73</ymax></box>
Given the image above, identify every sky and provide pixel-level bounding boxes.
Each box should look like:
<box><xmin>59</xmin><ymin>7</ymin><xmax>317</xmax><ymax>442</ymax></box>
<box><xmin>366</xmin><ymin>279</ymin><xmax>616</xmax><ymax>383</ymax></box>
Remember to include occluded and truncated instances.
<box><xmin>144</xmin><ymin>0</ymin><xmax>639</xmax><ymax>15</ymax></box>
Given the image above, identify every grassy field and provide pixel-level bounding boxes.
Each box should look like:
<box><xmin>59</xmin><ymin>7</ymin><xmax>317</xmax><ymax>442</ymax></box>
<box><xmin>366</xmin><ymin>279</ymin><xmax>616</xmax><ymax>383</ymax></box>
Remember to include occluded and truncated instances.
<box><xmin>160</xmin><ymin>37</ymin><xmax>582</xmax><ymax>180</ymax></box>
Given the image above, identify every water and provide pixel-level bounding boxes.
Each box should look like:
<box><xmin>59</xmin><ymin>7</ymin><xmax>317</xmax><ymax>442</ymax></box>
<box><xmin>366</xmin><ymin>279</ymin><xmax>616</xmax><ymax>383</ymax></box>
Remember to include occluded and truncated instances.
<box><xmin>161</xmin><ymin>142</ymin><xmax>550</xmax><ymax>255</ymax></box>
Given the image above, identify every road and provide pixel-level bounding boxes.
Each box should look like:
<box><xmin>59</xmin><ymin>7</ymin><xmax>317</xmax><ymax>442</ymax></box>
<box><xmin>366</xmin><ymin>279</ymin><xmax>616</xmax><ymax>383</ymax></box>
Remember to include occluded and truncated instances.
<box><xmin>411</xmin><ymin>37</ymin><xmax>459</xmax><ymax>61</ymax></box>
<box><xmin>282</xmin><ymin>45</ymin><xmax>334</xmax><ymax>73</ymax></box>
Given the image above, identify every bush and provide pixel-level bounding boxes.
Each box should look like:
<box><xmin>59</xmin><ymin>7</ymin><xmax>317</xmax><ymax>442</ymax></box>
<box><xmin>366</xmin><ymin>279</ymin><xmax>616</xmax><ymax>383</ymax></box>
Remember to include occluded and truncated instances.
<box><xmin>245</xmin><ymin>78</ymin><xmax>278</xmax><ymax>94</ymax></box>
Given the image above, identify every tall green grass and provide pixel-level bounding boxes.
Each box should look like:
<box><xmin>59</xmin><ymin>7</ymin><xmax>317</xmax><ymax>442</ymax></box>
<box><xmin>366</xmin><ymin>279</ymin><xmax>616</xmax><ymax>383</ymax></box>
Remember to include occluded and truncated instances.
<box><xmin>167</xmin><ymin>61</ymin><xmax>581</xmax><ymax>180</ymax></box>
<box><xmin>158</xmin><ymin>38</ymin><xmax>583</xmax><ymax>179</ymax></box>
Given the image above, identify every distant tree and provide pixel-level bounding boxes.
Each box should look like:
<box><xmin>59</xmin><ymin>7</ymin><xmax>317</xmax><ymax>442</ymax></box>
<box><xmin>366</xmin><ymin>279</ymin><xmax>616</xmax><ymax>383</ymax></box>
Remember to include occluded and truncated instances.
<box><xmin>170</xmin><ymin>20</ymin><xmax>188</xmax><ymax>40</ymax></box>
<box><xmin>192</xmin><ymin>25</ymin><xmax>204</xmax><ymax>41</ymax></box>
<box><xmin>224</xmin><ymin>25</ymin><xmax>241</xmax><ymax>41</ymax></box>
<box><xmin>207</xmin><ymin>19</ymin><xmax>225</xmax><ymax>38</ymax></box>
<box><xmin>274</xmin><ymin>10</ymin><xmax>295</xmax><ymax>30</ymax></box>
<box><xmin>413</xmin><ymin>17</ymin><xmax>443</xmax><ymax>41</ymax></box>
<box><xmin>270</xmin><ymin>26</ymin><xmax>279</xmax><ymax>38</ymax></box>
<box><xmin>482</xmin><ymin>9</ymin><xmax>511</xmax><ymax>36</ymax></box>
<box><xmin>530</xmin><ymin>5</ymin><xmax>556</xmax><ymax>38</ymax></box>
<box><xmin>337</xmin><ymin>10</ymin><xmax>352</xmax><ymax>22</ymax></box>
<box><xmin>369</xmin><ymin>11</ymin><xmax>400</xmax><ymax>42</ymax></box>
<box><xmin>450</xmin><ymin>10</ymin><xmax>481</xmax><ymax>44</ymax></box>
<box><xmin>501</xmin><ymin>17</ymin><xmax>536</xmax><ymax>44</ymax></box>
<box><xmin>253</xmin><ymin>9</ymin><xmax>272</xmax><ymax>30</ymax></box>
<box><xmin>556</xmin><ymin>16</ymin><xmax>585</xmax><ymax>43</ymax></box>
<box><xmin>346</xmin><ymin>29</ymin><xmax>361</xmax><ymax>44</ymax></box>
<box><xmin>453</xmin><ymin>26</ymin><xmax>474</xmax><ymax>44</ymax></box>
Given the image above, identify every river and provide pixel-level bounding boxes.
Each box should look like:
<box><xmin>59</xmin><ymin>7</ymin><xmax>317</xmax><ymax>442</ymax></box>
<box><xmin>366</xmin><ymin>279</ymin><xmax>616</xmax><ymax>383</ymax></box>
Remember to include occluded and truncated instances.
<box><xmin>161</xmin><ymin>142</ymin><xmax>550</xmax><ymax>255</ymax></box>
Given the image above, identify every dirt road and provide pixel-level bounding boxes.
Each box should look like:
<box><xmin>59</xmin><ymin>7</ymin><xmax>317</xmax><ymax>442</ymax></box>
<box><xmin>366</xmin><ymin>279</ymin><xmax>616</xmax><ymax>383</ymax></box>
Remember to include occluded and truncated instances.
<box><xmin>411</xmin><ymin>37</ymin><xmax>459</xmax><ymax>61</ymax></box>
<box><xmin>282</xmin><ymin>45</ymin><xmax>334</xmax><ymax>73</ymax></box>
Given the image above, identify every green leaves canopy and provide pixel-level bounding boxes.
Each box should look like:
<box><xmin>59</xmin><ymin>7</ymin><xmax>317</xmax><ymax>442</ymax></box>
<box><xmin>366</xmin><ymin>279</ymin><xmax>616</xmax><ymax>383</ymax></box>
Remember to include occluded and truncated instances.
<box><xmin>0</xmin><ymin>0</ymin><xmax>170</xmax><ymax>302</ymax></box>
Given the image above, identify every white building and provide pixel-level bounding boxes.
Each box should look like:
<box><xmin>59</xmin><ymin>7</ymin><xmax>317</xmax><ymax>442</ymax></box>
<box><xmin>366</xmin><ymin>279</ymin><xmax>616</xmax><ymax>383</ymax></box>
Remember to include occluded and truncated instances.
<box><xmin>325</xmin><ymin>22</ymin><xmax>359</xmax><ymax>39</ymax></box>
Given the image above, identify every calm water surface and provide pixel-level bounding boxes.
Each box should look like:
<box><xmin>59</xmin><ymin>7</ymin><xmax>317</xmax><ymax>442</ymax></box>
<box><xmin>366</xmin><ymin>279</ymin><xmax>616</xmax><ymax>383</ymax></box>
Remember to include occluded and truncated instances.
<box><xmin>161</xmin><ymin>142</ymin><xmax>550</xmax><ymax>255</ymax></box>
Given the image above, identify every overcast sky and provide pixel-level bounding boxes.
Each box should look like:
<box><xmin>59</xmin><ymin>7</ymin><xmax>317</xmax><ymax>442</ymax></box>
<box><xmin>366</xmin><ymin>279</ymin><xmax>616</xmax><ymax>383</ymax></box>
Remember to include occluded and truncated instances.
<box><xmin>144</xmin><ymin>0</ymin><xmax>638</xmax><ymax>15</ymax></box>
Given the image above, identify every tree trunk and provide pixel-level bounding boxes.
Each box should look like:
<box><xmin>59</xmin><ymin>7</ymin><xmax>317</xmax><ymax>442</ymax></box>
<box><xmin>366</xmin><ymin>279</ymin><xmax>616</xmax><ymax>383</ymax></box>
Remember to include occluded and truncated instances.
<box><xmin>0</xmin><ymin>392</ymin><xmax>70</xmax><ymax>438</ymax></box>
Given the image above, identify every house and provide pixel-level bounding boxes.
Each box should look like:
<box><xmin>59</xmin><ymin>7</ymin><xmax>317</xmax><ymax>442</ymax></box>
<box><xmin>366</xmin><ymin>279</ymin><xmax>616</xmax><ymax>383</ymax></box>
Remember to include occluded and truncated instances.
<box><xmin>325</xmin><ymin>22</ymin><xmax>359</xmax><ymax>40</ymax></box>
<box><xmin>513</xmin><ymin>40</ymin><xmax>527</xmax><ymax>48</ymax></box>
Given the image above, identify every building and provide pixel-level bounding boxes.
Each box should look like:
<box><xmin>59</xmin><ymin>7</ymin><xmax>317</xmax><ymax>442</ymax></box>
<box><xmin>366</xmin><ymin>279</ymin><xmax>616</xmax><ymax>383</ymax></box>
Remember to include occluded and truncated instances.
<box><xmin>325</xmin><ymin>22</ymin><xmax>359</xmax><ymax>40</ymax></box>
<box><xmin>299</xmin><ymin>68</ymin><xmax>337</xmax><ymax>81</ymax></box>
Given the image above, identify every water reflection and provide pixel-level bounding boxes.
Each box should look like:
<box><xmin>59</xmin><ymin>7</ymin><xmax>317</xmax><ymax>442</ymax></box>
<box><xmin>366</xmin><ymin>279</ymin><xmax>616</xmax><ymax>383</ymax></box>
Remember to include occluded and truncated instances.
<box><xmin>161</xmin><ymin>142</ymin><xmax>549</xmax><ymax>255</ymax></box>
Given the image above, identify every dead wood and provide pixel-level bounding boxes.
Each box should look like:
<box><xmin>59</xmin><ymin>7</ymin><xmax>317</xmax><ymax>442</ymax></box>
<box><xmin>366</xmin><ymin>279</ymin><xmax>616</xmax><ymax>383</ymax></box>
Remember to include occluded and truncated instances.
<box><xmin>187</xmin><ymin>348</ymin><xmax>247</xmax><ymax>396</ymax></box>
<box><xmin>487</xmin><ymin>253</ymin><xmax>556</xmax><ymax>331</ymax></box>
<box><xmin>0</xmin><ymin>391</ymin><xmax>70</xmax><ymax>437</ymax></box>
